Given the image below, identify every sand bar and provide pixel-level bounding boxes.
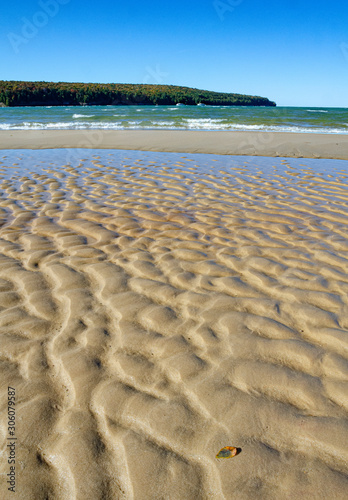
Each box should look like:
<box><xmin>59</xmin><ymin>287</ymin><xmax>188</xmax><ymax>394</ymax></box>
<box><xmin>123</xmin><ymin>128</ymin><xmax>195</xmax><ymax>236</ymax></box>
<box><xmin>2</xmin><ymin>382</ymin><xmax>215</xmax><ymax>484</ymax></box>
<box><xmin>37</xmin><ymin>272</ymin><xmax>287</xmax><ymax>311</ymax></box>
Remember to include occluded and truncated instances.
<box><xmin>0</xmin><ymin>149</ymin><xmax>348</xmax><ymax>498</ymax></box>
<box><xmin>1</xmin><ymin>129</ymin><xmax>348</xmax><ymax>159</ymax></box>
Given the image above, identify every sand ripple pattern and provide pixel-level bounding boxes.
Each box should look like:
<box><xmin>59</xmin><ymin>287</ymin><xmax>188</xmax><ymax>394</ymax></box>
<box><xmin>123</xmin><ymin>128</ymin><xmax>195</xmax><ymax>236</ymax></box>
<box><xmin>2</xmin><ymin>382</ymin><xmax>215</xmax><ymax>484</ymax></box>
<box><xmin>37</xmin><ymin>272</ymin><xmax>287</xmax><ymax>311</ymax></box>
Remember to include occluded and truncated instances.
<box><xmin>0</xmin><ymin>151</ymin><xmax>348</xmax><ymax>499</ymax></box>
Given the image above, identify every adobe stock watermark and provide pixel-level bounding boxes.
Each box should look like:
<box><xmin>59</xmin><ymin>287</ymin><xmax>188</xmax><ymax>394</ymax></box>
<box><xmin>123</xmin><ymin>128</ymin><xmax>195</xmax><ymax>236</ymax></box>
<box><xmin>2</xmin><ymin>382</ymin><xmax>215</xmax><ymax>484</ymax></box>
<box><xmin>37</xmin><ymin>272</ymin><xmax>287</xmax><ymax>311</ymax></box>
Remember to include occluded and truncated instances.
<box><xmin>213</xmin><ymin>0</ymin><xmax>244</xmax><ymax>21</ymax></box>
<box><xmin>237</xmin><ymin>106</ymin><xmax>288</xmax><ymax>154</ymax></box>
<box><xmin>340</xmin><ymin>42</ymin><xmax>348</xmax><ymax>64</ymax></box>
<box><xmin>143</xmin><ymin>64</ymin><xmax>169</xmax><ymax>84</ymax></box>
<box><xmin>64</xmin><ymin>129</ymin><xmax>107</xmax><ymax>166</ymax></box>
<box><xmin>7</xmin><ymin>0</ymin><xmax>71</xmax><ymax>54</ymax></box>
<box><xmin>237</xmin><ymin>130</ymin><xmax>276</xmax><ymax>157</ymax></box>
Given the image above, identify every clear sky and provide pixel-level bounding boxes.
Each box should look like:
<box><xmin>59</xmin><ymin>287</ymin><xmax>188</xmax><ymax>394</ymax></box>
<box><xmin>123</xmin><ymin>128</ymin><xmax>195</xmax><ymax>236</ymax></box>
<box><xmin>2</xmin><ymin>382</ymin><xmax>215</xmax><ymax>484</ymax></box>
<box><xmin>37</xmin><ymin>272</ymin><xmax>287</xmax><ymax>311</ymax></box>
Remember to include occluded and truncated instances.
<box><xmin>1</xmin><ymin>0</ymin><xmax>347</xmax><ymax>107</ymax></box>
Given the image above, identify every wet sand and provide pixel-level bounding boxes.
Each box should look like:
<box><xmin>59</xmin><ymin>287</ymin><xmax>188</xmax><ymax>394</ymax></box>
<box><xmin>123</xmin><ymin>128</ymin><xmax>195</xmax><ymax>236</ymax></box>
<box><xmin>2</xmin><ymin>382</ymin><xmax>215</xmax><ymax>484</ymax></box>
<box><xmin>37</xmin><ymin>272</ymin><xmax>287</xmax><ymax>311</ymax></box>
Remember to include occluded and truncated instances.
<box><xmin>1</xmin><ymin>130</ymin><xmax>348</xmax><ymax>160</ymax></box>
<box><xmin>0</xmin><ymin>149</ymin><xmax>348</xmax><ymax>499</ymax></box>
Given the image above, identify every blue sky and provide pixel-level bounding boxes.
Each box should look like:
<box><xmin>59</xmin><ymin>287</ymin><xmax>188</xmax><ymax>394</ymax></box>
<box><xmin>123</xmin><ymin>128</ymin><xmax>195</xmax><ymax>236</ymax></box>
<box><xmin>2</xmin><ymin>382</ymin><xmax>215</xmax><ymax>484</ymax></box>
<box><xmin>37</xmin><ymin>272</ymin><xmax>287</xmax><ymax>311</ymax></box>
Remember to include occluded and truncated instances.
<box><xmin>1</xmin><ymin>0</ymin><xmax>347</xmax><ymax>106</ymax></box>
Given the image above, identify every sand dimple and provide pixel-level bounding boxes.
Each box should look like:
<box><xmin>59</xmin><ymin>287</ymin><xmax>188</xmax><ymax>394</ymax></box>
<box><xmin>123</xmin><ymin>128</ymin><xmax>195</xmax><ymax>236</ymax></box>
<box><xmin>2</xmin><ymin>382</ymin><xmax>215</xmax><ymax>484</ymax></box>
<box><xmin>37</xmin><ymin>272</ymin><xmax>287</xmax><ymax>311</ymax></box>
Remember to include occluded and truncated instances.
<box><xmin>0</xmin><ymin>150</ymin><xmax>348</xmax><ymax>499</ymax></box>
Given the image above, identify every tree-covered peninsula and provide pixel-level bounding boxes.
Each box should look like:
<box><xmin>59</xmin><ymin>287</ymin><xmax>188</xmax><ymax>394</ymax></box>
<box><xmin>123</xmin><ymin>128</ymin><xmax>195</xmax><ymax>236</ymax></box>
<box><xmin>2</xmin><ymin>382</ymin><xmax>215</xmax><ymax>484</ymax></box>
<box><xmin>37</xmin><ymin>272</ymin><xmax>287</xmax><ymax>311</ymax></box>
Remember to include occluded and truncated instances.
<box><xmin>0</xmin><ymin>81</ymin><xmax>276</xmax><ymax>107</ymax></box>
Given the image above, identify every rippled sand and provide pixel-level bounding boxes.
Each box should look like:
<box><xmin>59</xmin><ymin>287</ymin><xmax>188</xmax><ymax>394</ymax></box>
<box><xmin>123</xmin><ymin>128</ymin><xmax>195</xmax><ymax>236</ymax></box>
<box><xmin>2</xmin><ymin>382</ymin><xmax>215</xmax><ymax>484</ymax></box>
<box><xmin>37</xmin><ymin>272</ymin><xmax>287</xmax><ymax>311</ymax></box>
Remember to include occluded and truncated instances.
<box><xmin>0</xmin><ymin>150</ymin><xmax>348</xmax><ymax>499</ymax></box>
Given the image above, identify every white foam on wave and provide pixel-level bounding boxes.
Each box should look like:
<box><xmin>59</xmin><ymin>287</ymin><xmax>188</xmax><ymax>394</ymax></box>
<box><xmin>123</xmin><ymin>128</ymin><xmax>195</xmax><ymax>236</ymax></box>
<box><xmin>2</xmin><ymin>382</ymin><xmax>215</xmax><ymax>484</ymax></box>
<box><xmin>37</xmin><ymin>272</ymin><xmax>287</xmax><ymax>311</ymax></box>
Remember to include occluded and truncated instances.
<box><xmin>0</xmin><ymin>121</ymin><xmax>124</xmax><ymax>130</ymax></box>
<box><xmin>185</xmin><ymin>118</ymin><xmax>224</xmax><ymax>123</ymax></box>
<box><xmin>223</xmin><ymin>123</ymin><xmax>348</xmax><ymax>134</ymax></box>
<box><xmin>307</xmin><ymin>109</ymin><xmax>328</xmax><ymax>113</ymax></box>
<box><xmin>0</xmin><ymin>120</ymin><xmax>347</xmax><ymax>134</ymax></box>
<box><xmin>183</xmin><ymin>118</ymin><xmax>225</xmax><ymax>129</ymax></box>
<box><xmin>184</xmin><ymin>119</ymin><xmax>226</xmax><ymax>130</ymax></box>
<box><xmin>151</xmin><ymin>121</ymin><xmax>176</xmax><ymax>126</ymax></box>
<box><xmin>73</xmin><ymin>114</ymin><xmax>95</xmax><ymax>118</ymax></box>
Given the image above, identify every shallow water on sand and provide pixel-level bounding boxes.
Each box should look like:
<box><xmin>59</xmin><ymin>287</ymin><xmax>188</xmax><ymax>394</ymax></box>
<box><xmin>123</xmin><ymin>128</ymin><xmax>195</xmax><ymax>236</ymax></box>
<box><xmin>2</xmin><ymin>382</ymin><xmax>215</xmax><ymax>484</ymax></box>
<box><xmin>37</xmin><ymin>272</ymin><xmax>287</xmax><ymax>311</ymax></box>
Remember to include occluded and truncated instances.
<box><xmin>1</xmin><ymin>149</ymin><xmax>347</xmax><ymax>211</ymax></box>
<box><xmin>0</xmin><ymin>149</ymin><xmax>347</xmax><ymax>499</ymax></box>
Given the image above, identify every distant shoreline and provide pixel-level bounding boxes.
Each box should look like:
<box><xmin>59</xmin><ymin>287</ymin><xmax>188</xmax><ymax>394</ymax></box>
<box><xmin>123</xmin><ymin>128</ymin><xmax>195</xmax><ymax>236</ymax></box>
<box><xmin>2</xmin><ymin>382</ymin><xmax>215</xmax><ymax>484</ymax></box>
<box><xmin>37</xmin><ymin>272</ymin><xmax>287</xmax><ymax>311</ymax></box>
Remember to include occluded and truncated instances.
<box><xmin>0</xmin><ymin>130</ymin><xmax>347</xmax><ymax>160</ymax></box>
<box><xmin>0</xmin><ymin>81</ymin><xmax>276</xmax><ymax>107</ymax></box>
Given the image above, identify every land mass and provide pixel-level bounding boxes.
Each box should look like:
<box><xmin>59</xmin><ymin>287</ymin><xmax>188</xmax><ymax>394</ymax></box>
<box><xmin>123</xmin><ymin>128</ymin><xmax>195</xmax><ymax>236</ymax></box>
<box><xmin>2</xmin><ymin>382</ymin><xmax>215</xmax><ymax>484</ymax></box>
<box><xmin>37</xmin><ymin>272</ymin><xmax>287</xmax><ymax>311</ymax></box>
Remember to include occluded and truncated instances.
<box><xmin>0</xmin><ymin>80</ymin><xmax>276</xmax><ymax>107</ymax></box>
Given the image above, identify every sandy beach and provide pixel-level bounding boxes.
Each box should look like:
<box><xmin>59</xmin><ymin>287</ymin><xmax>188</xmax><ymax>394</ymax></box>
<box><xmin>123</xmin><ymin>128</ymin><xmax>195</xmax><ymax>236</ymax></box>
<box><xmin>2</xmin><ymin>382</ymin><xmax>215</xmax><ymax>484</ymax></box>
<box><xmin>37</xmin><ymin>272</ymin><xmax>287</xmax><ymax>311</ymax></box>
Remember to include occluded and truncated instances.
<box><xmin>0</xmin><ymin>146</ymin><xmax>347</xmax><ymax>499</ymax></box>
<box><xmin>0</xmin><ymin>130</ymin><xmax>348</xmax><ymax>160</ymax></box>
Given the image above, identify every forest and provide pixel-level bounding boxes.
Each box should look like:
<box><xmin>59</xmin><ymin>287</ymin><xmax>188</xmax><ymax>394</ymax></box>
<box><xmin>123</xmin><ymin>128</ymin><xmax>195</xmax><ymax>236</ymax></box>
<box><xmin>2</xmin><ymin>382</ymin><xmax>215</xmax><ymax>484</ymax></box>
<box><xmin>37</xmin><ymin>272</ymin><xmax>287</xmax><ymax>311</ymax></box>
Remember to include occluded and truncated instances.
<box><xmin>0</xmin><ymin>81</ymin><xmax>276</xmax><ymax>107</ymax></box>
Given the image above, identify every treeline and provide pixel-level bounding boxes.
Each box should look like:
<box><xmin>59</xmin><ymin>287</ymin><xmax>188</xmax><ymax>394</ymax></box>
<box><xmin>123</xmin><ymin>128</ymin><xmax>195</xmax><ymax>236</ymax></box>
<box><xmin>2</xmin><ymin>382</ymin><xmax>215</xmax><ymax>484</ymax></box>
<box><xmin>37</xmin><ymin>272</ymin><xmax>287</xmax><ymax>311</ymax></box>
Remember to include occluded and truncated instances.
<box><xmin>0</xmin><ymin>81</ymin><xmax>276</xmax><ymax>107</ymax></box>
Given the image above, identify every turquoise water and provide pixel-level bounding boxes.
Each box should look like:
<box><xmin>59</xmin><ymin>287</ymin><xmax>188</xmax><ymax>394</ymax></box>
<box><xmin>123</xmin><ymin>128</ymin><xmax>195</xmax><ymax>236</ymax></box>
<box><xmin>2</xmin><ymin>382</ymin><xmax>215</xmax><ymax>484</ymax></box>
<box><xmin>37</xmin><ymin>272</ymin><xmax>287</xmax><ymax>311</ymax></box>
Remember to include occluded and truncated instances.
<box><xmin>0</xmin><ymin>106</ymin><xmax>347</xmax><ymax>134</ymax></box>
